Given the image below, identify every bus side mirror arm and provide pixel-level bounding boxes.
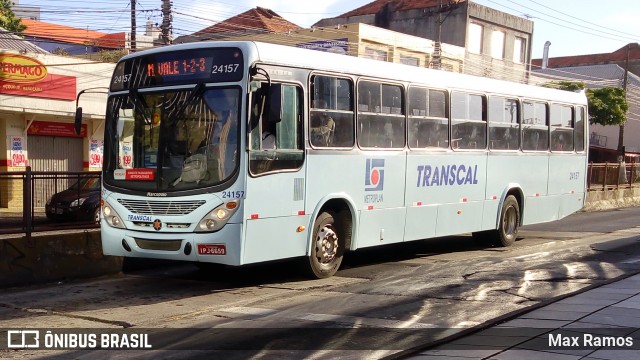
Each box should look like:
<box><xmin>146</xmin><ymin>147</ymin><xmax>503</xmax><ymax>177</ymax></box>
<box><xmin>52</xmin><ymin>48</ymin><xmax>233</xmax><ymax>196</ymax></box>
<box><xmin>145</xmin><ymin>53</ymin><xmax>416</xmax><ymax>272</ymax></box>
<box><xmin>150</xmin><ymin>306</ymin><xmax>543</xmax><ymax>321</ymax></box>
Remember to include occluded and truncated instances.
<box><xmin>74</xmin><ymin>87</ymin><xmax>109</xmax><ymax>135</ymax></box>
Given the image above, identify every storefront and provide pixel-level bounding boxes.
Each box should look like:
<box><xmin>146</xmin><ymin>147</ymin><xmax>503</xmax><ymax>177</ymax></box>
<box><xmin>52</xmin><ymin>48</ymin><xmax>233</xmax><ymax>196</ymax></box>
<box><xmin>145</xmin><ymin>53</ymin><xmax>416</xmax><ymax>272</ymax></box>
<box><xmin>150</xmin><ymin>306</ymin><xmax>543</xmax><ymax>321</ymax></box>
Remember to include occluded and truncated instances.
<box><xmin>0</xmin><ymin>51</ymin><xmax>114</xmax><ymax>209</ymax></box>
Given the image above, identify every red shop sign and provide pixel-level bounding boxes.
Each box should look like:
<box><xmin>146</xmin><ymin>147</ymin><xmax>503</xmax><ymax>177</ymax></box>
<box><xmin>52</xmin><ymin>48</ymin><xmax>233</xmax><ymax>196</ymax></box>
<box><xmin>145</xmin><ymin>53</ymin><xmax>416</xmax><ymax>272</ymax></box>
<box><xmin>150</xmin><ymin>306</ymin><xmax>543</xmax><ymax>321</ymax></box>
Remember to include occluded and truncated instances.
<box><xmin>27</xmin><ymin>121</ymin><xmax>87</xmax><ymax>138</ymax></box>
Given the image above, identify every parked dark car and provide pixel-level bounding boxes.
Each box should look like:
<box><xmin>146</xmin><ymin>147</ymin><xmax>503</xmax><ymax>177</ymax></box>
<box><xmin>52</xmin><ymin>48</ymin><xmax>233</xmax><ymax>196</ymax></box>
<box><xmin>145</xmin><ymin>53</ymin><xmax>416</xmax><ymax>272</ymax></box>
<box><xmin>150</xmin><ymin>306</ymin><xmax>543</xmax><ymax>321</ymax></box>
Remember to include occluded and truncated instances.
<box><xmin>45</xmin><ymin>177</ymin><xmax>101</xmax><ymax>223</ymax></box>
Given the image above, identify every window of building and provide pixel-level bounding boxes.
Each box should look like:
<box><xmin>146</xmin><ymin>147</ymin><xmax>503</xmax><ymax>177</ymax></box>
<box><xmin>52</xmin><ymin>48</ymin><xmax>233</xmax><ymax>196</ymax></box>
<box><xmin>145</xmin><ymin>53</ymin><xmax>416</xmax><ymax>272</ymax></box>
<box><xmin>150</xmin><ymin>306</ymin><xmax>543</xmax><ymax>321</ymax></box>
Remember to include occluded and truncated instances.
<box><xmin>513</xmin><ymin>37</ymin><xmax>525</xmax><ymax>64</ymax></box>
<box><xmin>468</xmin><ymin>23</ymin><xmax>483</xmax><ymax>54</ymax></box>
<box><xmin>400</xmin><ymin>55</ymin><xmax>420</xmax><ymax>67</ymax></box>
<box><xmin>491</xmin><ymin>30</ymin><xmax>505</xmax><ymax>59</ymax></box>
<box><xmin>364</xmin><ymin>48</ymin><xmax>388</xmax><ymax>61</ymax></box>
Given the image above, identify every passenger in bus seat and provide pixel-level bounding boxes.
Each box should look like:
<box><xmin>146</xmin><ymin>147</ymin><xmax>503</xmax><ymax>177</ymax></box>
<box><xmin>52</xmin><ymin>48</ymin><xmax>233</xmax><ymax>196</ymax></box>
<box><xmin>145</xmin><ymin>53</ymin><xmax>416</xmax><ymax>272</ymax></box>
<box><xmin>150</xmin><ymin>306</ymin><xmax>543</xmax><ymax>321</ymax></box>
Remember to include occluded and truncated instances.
<box><xmin>383</xmin><ymin>121</ymin><xmax>394</xmax><ymax>147</ymax></box>
<box><xmin>310</xmin><ymin>112</ymin><xmax>335</xmax><ymax>146</ymax></box>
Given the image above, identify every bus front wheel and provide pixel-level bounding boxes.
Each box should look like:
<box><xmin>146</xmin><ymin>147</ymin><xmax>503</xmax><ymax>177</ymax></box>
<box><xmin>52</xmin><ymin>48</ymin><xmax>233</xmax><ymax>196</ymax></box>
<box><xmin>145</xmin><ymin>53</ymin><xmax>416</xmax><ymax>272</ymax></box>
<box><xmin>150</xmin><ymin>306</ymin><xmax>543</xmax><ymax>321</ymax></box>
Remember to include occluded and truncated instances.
<box><xmin>306</xmin><ymin>211</ymin><xmax>343</xmax><ymax>279</ymax></box>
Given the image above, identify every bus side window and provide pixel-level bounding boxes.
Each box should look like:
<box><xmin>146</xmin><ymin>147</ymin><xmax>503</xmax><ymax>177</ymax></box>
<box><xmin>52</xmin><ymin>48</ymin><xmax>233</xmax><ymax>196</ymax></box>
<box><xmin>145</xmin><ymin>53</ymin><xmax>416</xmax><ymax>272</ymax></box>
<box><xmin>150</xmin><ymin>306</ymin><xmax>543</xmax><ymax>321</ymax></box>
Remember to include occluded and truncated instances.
<box><xmin>451</xmin><ymin>92</ymin><xmax>486</xmax><ymax>150</ymax></box>
<box><xmin>310</xmin><ymin>75</ymin><xmax>354</xmax><ymax>148</ymax></box>
<box><xmin>575</xmin><ymin>106</ymin><xmax>586</xmax><ymax>152</ymax></box>
<box><xmin>408</xmin><ymin>87</ymin><xmax>448</xmax><ymax>149</ymax></box>
<box><xmin>522</xmin><ymin>101</ymin><xmax>549</xmax><ymax>151</ymax></box>
<box><xmin>550</xmin><ymin>104</ymin><xmax>574</xmax><ymax>152</ymax></box>
<box><xmin>357</xmin><ymin>81</ymin><xmax>405</xmax><ymax>149</ymax></box>
<box><xmin>249</xmin><ymin>83</ymin><xmax>304</xmax><ymax>175</ymax></box>
<box><xmin>488</xmin><ymin>97</ymin><xmax>520</xmax><ymax>150</ymax></box>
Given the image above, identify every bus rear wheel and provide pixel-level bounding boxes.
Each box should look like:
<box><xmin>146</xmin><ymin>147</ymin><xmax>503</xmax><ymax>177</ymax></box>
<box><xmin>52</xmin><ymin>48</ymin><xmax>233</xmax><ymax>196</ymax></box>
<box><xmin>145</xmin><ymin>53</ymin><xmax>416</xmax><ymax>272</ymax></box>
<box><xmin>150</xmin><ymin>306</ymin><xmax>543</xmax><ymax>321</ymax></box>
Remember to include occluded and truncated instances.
<box><xmin>473</xmin><ymin>195</ymin><xmax>520</xmax><ymax>247</ymax></box>
<box><xmin>495</xmin><ymin>195</ymin><xmax>520</xmax><ymax>247</ymax></box>
<box><xmin>306</xmin><ymin>211</ymin><xmax>343</xmax><ymax>279</ymax></box>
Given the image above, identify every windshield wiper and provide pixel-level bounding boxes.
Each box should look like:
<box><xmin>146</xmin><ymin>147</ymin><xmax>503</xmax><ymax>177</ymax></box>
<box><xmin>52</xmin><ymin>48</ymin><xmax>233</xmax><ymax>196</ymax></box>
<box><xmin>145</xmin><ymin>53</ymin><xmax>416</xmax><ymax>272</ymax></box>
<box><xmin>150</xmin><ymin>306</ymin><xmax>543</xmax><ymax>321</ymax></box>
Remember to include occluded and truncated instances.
<box><xmin>128</xmin><ymin>90</ymin><xmax>152</xmax><ymax>125</ymax></box>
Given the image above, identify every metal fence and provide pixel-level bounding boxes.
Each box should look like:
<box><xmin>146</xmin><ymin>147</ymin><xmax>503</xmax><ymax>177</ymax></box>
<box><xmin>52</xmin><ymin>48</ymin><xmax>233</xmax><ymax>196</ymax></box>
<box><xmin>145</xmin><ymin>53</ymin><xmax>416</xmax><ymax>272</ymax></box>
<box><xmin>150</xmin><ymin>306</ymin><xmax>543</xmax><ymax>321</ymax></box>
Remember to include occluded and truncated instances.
<box><xmin>587</xmin><ymin>162</ymin><xmax>640</xmax><ymax>191</ymax></box>
<box><xmin>0</xmin><ymin>168</ymin><xmax>101</xmax><ymax>238</ymax></box>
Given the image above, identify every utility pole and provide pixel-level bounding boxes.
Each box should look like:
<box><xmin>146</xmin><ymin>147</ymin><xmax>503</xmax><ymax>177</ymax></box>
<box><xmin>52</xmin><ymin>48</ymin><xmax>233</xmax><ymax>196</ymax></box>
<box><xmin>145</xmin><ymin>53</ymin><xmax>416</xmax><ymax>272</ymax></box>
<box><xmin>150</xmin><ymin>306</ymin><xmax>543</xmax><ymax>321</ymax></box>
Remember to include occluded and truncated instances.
<box><xmin>161</xmin><ymin>0</ymin><xmax>172</xmax><ymax>45</ymax></box>
<box><xmin>618</xmin><ymin>45</ymin><xmax>630</xmax><ymax>157</ymax></box>
<box><xmin>131</xmin><ymin>0</ymin><xmax>137</xmax><ymax>52</ymax></box>
<box><xmin>431</xmin><ymin>0</ymin><xmax>444</xmax><ymax>70</ymax></box>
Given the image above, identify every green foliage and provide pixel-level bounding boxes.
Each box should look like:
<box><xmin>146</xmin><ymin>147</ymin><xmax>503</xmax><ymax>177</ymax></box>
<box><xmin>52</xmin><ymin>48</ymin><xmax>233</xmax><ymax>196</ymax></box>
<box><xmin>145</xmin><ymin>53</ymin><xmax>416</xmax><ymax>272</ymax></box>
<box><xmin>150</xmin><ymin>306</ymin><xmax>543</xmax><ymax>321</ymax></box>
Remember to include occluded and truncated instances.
<box><xmin>53</xmin><ymin>47</ymin><xmax>69</xmax><ymax>56</ymax></box>
<box><xmin>542</xmin><ymin>81</ymin><xmax>586</xmax><ymax>91</ymax></box>
<box><xmin>544</xmin><ymin>81</ymin><xmax>628</xmax><ymax>127</ymax></box>
<box><xmin>586</xmin><ymin>87</ymin><xmax>628</xmax><ymax>126</ymax></box>
<box><xmin>98</xmin><ymin>49</ymin><xmax>128</xmax><ymax>63</ymax></box>
<box><xmin>0</xmin><ymin>0</ymin><xmax>27</xmax><ymax>35</ymax></box>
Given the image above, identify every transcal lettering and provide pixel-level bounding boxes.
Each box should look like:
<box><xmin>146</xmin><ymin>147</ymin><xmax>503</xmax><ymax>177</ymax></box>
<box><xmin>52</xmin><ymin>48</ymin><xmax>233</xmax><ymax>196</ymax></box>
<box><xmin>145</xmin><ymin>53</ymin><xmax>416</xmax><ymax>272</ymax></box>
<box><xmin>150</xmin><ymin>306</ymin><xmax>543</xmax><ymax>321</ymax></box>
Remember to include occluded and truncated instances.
<box><xmin>416</xmin><ymin>164</ymin><xmax>479</xmax><ymax>187</ymax></box>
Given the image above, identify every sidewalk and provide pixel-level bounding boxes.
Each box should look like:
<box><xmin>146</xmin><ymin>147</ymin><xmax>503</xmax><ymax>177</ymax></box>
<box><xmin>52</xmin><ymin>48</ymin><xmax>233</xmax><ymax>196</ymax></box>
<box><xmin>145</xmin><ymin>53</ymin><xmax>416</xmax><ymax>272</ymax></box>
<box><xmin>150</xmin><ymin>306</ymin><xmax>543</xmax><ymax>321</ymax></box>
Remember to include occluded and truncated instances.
<box><xmin>408</xmin><ymin>273</ymin><xmax>640</xmax><ymax>359</ymax></box>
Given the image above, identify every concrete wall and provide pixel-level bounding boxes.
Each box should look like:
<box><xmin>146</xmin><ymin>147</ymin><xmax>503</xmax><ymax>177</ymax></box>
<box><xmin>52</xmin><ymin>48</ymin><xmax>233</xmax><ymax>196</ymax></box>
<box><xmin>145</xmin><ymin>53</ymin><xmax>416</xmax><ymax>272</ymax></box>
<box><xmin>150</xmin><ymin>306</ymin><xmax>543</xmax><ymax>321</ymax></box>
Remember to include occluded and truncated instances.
<box><xmin>584</xmin><ymin>187</ymin><xmax>640</xmax><ymax>212</ymax></box>
<box><xmin>0</xmin><ymin>230</ymin><xmax>122</xmax><ymax>288</ymax></box>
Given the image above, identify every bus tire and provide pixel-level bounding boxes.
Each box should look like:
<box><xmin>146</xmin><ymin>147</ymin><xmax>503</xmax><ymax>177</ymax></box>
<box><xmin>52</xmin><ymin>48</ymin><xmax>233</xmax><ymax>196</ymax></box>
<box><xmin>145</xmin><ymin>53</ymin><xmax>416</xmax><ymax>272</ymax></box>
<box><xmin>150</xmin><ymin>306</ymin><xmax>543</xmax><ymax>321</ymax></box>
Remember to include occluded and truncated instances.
<box><xmin>306</xmin><ymin>211</ymin><xmax>343</xmax><ymax>279</ymax></box>
<box><xmin>494</xmin><ymin>195</ymin><xmax>520</xmax><ymax>247</ymax></box>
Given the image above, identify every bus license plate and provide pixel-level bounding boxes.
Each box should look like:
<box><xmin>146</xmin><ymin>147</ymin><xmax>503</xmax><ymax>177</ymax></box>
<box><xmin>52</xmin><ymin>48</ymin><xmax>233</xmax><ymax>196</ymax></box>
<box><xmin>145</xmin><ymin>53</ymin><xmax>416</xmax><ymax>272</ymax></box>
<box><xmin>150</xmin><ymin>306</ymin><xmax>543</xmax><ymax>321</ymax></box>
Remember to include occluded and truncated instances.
<box><xmin>198</xmin><ymin>244</ymin><xmax>226</xmax><ymax>255</ymax></box>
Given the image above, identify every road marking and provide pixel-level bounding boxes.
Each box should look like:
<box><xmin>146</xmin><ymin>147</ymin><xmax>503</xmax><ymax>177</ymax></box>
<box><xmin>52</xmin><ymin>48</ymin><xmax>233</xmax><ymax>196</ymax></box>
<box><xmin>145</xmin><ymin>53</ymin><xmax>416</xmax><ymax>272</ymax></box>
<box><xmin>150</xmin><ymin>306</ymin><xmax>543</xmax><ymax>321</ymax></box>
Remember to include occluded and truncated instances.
<box><xmin>220</xmin><ymin>306</ymin><xmax>438</xmax><ymax>329</ymax></box>
<box><xmin>622</xmin><ymin>257</ymin><xmax>640</xmax><ymax>264</ymax></box>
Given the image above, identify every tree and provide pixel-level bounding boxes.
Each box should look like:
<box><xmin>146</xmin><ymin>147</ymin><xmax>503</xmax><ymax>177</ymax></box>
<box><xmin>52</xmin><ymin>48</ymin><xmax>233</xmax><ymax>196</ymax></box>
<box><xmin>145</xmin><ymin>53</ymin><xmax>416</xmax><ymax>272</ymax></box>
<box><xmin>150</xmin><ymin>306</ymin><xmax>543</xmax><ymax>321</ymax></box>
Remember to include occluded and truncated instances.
<box><xmin>543</xmin><ymin>81</ymin><xmax>628</xmax><ymax>127</ymax></box>
<box><xmin>543</xmin><ymin>81</ymin><xmax>586</xmax><ymax>92</ymax></box>
<box><xmin>0</xmin><ymin>0</ymin><xmax>27</xmax><ymax>36</ymax></box>
<box><xmin>586</xmin><ymin>87</ymin><xmax>628</xmax><ymax>127</ymax></box>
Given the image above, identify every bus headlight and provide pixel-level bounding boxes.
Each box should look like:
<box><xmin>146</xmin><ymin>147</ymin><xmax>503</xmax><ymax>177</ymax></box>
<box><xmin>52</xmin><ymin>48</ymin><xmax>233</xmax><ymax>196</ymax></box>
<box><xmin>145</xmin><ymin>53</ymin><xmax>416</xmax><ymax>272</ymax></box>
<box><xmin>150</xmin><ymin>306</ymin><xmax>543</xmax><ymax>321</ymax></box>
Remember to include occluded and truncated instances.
<box><xmin>103</xmin><ymin>205</ymin><xmax>125</xmax><ymax>229</ymax></box>
<box><xmin>196</xmin><ymin>200</ymin><xmax>239</xmax><ymax>232</ymax></box>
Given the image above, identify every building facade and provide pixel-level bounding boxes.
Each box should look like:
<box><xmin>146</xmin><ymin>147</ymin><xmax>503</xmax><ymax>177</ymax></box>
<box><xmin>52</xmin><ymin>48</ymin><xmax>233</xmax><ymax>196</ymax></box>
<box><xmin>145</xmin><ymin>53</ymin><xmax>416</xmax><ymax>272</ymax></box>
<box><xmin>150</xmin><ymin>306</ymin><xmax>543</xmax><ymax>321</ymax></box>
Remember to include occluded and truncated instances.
<box><xmin>314</xmin><ymin>0</ymin><xmax>533</xmax><ymax>83</ymax></box>
<box><xmin>0</xmin><ymin>50</ymin><xmax>114</xmax><ymax>209</ymax></box>
<box><xmin>176</xmin><ymin>8</ymin><xmax>466</xmax><ymax>72</ymax></box>
<box><xmin>533</xmin><ymin>44</ymin><xmax>640</xmax><ymax>158</ymax></box>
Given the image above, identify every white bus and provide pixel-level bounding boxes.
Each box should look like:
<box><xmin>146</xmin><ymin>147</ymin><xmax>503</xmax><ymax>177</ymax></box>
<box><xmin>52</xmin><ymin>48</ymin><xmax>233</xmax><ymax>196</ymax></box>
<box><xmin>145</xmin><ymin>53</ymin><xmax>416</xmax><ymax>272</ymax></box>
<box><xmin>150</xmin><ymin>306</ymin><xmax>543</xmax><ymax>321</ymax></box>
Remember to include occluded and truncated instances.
<box><xmin>89</xmin><ymin>41</ymin><xmax>588</xmax><ymax>278</ymax></box>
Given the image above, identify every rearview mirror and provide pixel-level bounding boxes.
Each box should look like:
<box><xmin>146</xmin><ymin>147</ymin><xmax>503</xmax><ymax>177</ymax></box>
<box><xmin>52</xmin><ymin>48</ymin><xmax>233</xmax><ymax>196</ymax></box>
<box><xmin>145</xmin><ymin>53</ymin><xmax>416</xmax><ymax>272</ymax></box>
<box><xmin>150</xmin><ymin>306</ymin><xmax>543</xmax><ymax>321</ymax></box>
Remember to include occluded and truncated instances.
<box><xmin>74</xmin><ymin>107</ymin><xmax>83</xmax><ymax>135</ymax></box>
<box><xmin>267</xmin><ymin>84</ymin><xmax>283</xmax><ymax>123</ymax></box>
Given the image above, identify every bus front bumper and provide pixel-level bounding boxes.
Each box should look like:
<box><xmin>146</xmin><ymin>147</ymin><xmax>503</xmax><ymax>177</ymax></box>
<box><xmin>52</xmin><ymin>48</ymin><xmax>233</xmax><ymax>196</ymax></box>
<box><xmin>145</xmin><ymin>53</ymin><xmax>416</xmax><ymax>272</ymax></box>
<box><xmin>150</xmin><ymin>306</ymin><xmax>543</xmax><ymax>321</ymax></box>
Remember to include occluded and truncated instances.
<box><xmin>101</xmin><ymin>223</ymin><xmax>243</xmax><ymax>266</ymax></box>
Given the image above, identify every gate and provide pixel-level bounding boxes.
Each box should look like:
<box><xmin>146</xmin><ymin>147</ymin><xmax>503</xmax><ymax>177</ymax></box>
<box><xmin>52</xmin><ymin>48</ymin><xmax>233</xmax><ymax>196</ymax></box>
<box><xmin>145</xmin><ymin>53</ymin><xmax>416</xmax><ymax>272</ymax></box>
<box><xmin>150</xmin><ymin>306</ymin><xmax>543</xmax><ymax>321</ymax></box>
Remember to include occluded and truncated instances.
<box><xmin>28</xmin><ymin>136</ymin><xmax>84</xmax><ymax>207</ymax></box>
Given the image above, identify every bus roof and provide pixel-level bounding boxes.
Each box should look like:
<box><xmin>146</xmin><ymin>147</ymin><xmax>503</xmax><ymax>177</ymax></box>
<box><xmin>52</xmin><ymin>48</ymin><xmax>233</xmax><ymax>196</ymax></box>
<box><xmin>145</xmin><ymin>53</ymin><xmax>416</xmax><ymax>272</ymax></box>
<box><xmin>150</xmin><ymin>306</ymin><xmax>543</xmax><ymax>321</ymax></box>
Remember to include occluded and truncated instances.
<box><xmin>121</xmin><ymin>41</ymin><xmax>587</xmax><ymax>106</ymax></box>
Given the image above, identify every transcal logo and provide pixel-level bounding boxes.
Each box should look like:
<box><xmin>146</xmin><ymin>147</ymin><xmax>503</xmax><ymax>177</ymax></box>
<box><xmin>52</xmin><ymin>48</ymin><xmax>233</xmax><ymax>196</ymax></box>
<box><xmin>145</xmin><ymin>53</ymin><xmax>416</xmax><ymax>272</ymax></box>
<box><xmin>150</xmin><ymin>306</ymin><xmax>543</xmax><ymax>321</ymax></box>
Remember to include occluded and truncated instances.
<box><xmin>365</xmin><ymin>159</ymin><xmax>385</xmax><ymax>191</ymax></box>
<box><xmin>416</xmin><ymin>164</ymin><xmax>479</xmax><ymax>187</ymax></box>
<box><xmin>127</xmin><ymin>214</ymin><xmax>153</xmax><ymax>222</ymax></box>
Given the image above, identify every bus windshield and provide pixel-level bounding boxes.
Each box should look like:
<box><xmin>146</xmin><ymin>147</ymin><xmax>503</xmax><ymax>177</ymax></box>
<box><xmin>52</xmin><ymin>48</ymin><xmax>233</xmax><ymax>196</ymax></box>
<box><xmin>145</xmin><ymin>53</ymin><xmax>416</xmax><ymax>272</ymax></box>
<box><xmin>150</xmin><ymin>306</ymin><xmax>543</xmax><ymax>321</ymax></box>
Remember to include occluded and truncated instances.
<box><xmin>103</xmin><ymin>87</ymin><xmax>240</xmax><ymax>192</ymax></box>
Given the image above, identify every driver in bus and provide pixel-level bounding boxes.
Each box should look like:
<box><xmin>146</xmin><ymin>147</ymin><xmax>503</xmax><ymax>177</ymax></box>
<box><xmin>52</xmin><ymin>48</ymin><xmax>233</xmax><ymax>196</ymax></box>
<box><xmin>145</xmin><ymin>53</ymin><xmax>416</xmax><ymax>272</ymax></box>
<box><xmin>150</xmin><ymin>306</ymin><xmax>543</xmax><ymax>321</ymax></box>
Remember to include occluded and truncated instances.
<box><xmin>261</xmin><ymin>118</ymin><xmax>276</xmax><ymax>149</ymax></box>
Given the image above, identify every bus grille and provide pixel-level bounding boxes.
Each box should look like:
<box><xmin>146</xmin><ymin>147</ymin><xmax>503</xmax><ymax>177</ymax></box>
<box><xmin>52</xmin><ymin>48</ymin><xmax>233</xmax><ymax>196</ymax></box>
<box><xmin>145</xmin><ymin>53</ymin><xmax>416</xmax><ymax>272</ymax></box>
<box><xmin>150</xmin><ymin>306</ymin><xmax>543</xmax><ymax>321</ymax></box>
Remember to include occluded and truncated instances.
<box><xmin>117</xmin><ymin>199</ymin><xmax>206</xmax><ymax>216</ymax></box>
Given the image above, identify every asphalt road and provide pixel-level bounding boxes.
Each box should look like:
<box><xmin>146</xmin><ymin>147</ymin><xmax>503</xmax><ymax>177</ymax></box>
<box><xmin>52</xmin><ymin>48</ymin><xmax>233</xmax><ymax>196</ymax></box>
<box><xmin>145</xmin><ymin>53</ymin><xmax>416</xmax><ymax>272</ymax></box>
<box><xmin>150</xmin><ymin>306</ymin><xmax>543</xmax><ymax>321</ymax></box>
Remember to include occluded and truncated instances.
<box><xmin>2</xmin><ymin>208</ymin><xmax>640</xmax><ymax>359</ymax></box>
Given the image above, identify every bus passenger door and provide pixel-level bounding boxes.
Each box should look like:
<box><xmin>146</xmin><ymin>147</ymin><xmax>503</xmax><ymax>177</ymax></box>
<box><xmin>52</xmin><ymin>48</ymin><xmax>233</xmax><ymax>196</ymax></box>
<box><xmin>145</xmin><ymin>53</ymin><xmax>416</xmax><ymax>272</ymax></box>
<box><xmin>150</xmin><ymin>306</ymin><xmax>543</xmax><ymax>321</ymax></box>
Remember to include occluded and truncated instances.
<box><xmin>243</xmin><ymin>83</ymin><xmax>309</xmax><ymax>264</ymax></box>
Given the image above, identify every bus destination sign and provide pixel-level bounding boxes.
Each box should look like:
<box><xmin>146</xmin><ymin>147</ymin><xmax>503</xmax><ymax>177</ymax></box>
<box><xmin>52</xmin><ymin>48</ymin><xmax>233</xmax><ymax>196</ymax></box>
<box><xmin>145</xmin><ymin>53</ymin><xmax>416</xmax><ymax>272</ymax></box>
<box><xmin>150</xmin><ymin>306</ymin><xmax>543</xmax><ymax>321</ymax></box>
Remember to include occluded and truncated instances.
<box><xmin>110</xmin><ymin>48</ymin><xmax>244</xmax><ymax>91</ymax></box>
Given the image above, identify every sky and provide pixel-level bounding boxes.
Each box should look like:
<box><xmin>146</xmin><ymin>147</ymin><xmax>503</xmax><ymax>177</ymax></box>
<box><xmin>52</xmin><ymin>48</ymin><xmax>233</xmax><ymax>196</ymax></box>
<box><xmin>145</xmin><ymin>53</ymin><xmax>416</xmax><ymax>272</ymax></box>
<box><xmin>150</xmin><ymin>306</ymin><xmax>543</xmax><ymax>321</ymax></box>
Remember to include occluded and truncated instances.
<box><xmin>14</xmin><ymin>0</ymin><xmax>640</xmax><ymax>58</ymax></box>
